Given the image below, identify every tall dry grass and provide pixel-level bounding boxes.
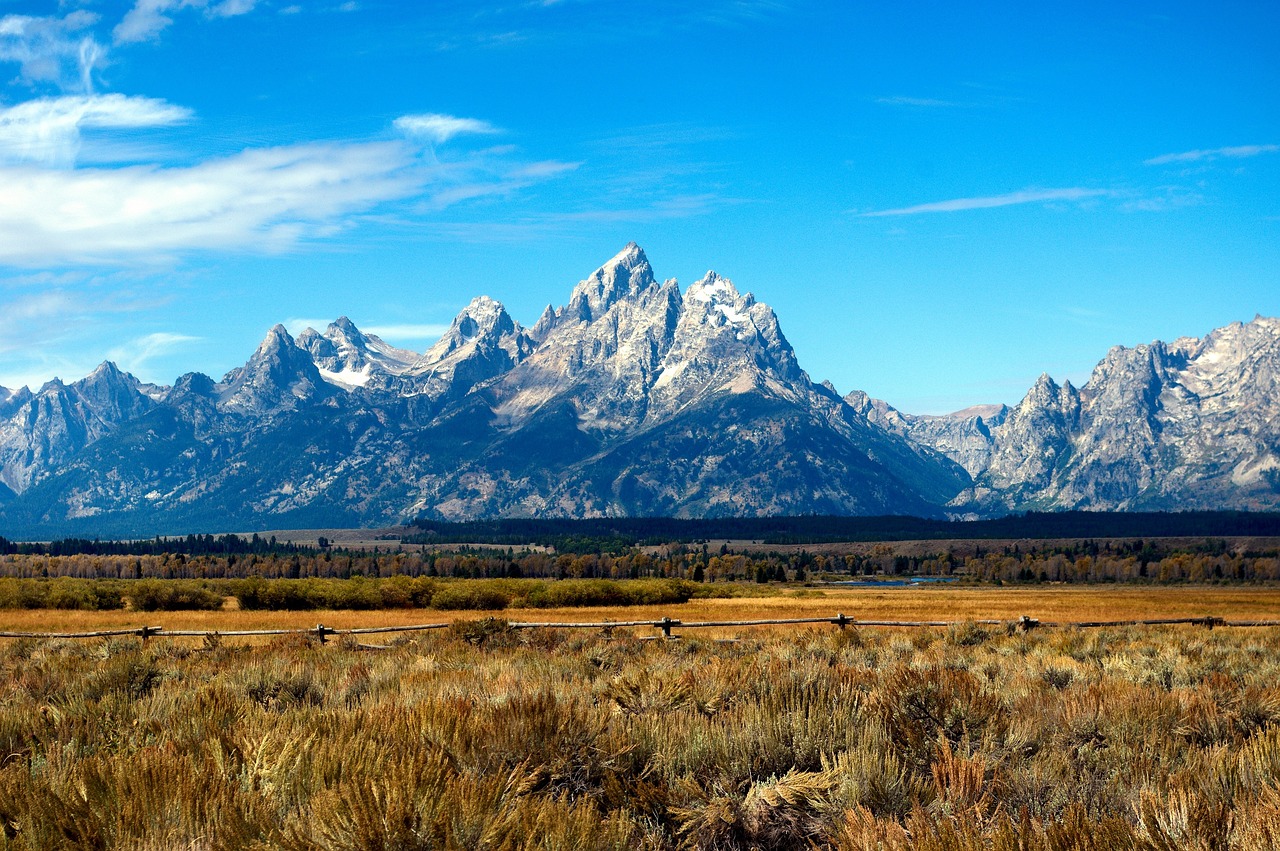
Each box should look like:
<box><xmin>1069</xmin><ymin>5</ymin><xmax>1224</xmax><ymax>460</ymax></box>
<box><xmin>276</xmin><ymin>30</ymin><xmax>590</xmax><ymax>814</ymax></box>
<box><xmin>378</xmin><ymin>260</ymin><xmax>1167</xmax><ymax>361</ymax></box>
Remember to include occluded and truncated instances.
<box><xmin>5</xmin><ymin>584</ymin><xmax>1280</xmax><ymax>637</ymax></box>
<box><xmin>3</xmin><ymin>619</ymin><xmax>1280</xmax><ymax>847</ymax></box>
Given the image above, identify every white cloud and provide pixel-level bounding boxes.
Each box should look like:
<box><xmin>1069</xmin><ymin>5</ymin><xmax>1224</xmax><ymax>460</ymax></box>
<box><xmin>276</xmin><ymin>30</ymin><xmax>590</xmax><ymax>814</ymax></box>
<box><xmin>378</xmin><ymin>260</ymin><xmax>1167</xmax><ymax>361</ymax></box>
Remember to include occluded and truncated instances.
<box><xmin>394</xmin><ymin>113</ymin><xmax>500</xmax><ymax>145</ymax></box>
<box><xmin>0</xmin><ymin>94</ymin><xmax>192</xmax><ymax>168</ymax></box>
<box><xmin>0</xmin><ymin>286</ymin><xmax>174</xmax><ymax>387</ymax></box>
<box><xmin>1144</xmin><ymin>144</ymin><xmax>1279</xmax><ymax>166</ymax></box>
<box><xmin>0</xmin><ymin>11</ymin><xmax>106</xmax><ymax>92</ymax></box>
<box><xmin>114</xmin><ymin>0</ymin><xmax>258</xmax><ymax>44</ymax></box>
<box><xmin>210</xmin><ymin>0</ymin><xmax>258</xmax><ymax>18</ymax></box>
<box><xmin>860</xmin><ymin>187</ymin><xmax>1110</xmax><ymax>217</ymax></box>
<box><xmin>284</xmin><ymin>317</ymin><xmax>334</xmax><ymax>336</ymax></box>
<box><xmin>114</xmin><ymin>0</ymin><xmax>187</xmax><ymax>44</ymax></box>
<box><xmin>0</xmin><ymin>97</ymin><xmax>570</xmax><ymax>266</ymax></box>
<box><xmin>106</xmin><ymin>331</ymin><xmax>201</xmax><ymax>377</ymax></box>
<box><xmin>0</xmin><ymin>141</ymin><xmax>422</xmax><ymax>265</ymax></box>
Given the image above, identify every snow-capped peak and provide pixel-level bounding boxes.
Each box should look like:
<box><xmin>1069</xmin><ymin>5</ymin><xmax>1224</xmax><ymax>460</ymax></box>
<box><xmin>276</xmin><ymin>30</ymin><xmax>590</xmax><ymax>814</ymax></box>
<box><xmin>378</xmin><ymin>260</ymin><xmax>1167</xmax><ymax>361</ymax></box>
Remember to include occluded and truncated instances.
<box><xmin>683</xmin><ymin>271</ymin><xmax>758</xmax><ymax>329</ymax></box>
<box><xmin>686</xmin><ymin>270</ymin><xmax>737</xmax><ymax>303</ymax></box>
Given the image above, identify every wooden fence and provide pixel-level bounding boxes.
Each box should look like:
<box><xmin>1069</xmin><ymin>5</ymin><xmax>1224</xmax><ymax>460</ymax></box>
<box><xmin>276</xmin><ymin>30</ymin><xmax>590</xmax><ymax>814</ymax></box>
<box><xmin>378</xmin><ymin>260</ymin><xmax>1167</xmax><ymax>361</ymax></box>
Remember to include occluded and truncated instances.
<box><xmin>3</xmin><ymin>612</ymin><xmax>1280</xmax><ymax>643</ymax></box>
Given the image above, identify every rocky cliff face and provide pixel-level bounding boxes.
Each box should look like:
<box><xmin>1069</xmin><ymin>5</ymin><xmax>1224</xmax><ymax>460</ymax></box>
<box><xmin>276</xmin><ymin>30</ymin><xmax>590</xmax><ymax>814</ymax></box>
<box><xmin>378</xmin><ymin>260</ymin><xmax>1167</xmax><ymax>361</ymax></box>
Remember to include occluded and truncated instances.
<box><xmin>883</xmin><ymin>316</ymin><xmax>1280</xmax><ymax>513</ymax></box>
<box><xmin>0</xmin><ymin>245</ymin><xmax>1275</xmax><ymax>537</ymax></box>
<box><xmin>0</xmin><ymin>363</ymin><xmax>155</xmax><ymax>495</ymax></box>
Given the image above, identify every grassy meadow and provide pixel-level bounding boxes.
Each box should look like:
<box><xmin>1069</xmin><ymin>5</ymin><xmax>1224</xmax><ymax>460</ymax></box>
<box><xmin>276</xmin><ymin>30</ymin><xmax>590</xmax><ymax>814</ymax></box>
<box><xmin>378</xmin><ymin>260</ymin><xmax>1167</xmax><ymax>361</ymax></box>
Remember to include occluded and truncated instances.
<box><xmin>3</xmin><ymin>583</ymin><xmax>1280</xmax><ymax>848</ymax></box>
<box><xmin>4</xmin><ymin>582</ymin><xmax>1280</xmax><ymax>637</ymax></box>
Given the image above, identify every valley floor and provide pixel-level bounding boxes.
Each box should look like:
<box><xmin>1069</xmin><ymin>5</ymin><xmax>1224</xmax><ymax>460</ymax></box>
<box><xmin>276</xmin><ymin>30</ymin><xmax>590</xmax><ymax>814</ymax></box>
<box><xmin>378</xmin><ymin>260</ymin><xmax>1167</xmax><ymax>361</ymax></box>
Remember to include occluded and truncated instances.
<box><xmin>4</xmin><ymin>584</ymin><xmax>1280</xmax><ymax>638</ymax></box>
<box><xmin>4</xmin><ymin>596</ymin><xmax>1280</xmax><ymax>849</ymax></box>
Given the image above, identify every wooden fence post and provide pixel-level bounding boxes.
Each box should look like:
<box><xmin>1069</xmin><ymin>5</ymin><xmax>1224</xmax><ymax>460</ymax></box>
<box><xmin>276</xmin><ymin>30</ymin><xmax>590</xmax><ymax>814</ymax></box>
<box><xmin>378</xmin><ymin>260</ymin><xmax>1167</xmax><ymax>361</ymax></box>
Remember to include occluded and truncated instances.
<box><xmin>314</xmin><ymin>624</ymin><xmax>333</xmax><ymax>644</ymax></box>
<box><xmin>833</xmin><ymin>613</ymin><xmax>851</xmax><ymax>629</ymax></box>
<box><xmin>655</xmin><ymin>617</ymin><xmax>679</xmax><ymax>639</ymax></box>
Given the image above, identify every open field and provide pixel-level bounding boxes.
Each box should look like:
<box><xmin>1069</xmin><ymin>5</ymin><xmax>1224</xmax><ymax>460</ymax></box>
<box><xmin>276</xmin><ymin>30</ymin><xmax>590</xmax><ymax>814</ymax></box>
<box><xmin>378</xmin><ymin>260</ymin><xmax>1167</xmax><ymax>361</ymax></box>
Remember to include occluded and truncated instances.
<box><xmin>4</xmin><ymin>607</ymin><xmax>1280</xmax><ymax>848</ymax></box>
<box><xmin>5</xmin><ymin>585</ymin><xmax>1280</xmax><ymax>640</ymax></box>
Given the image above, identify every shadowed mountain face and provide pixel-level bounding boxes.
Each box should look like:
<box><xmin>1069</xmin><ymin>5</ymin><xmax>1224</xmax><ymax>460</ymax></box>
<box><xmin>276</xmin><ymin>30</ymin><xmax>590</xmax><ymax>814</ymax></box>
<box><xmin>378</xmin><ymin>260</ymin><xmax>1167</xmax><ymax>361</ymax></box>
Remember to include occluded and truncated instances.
<box><xmin>0</xmin><ymin>245</ymin><xmax>1276</xmax><ymax>537</ymax></box>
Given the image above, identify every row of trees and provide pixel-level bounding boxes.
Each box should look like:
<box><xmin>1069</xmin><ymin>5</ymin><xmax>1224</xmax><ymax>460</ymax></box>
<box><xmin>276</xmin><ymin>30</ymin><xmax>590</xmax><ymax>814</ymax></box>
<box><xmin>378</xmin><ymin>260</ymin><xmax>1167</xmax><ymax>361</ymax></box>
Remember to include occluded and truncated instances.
<box><xmin>2</xmin><ymin>543</ymin><xmax>1280</xmax><ymax>584</ymax></box>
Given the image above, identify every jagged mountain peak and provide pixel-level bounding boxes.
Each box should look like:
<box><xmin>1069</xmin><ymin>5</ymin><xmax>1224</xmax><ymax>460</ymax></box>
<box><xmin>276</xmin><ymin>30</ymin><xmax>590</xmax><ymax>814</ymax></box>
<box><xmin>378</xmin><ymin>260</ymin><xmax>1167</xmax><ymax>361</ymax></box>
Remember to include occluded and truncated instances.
<box><xmin>171</xmin><ymin>371</ymin><xmax>218</xmax><ymax>399</ymax></box>
<box><xmin>565</xmin><ymin>243</ymin><xmax>657</xmax><ymax>323</ymax></box>
<box><xmin>529</xmin><ymin>303</ymin><xmax>557</xmax><ymax>342</ymax></box>
<box><xmin>950</xmin><ymin>403</ymin><xmax>1009</xmax><ymax>421</ymax></box>
<box><xmin>296</xmin><ymin>316</ymin><xmax>419</xmax><ymax>391</ymax></box>
<box><xmin>399</xmin><ymin>295</ymin><xmax>534</xmax><ymax>405</ymax></box>
<box><xmin>74</xmin><ymin>361</ymin><xmax>140</xmax><ymax>397</ymax></box>
<box><xmin>85</xmin><ymin>360</ymin><xmax>125</xmax><ymax>379</ymax></box>
<box><xmin>331</xmin><ymin>315</ymin><xmax>360</xmax><ymax>333</ymax></box>
<box><xmin>686</xmin><ymin>270</ymin><xmax>741</xmax><ymax>301</ymax></box>
<box><xmin>420</xmin><ymin>296</ymin><xmax>522</xmax><ymax>364</ymax></box>
<box><xmin>218</xmin><ymin>324</ymin><xmax>330</xmax><ymax>415</ymax></box>
<box><xmin>253</xmin><ymin>324</ymin><xmax>294</xmax><ymax>356</ymax></box>
<box><xmin>322</xmin><ymin>315</ymin><xmax>371</xmax><ymax>349</ymax></box>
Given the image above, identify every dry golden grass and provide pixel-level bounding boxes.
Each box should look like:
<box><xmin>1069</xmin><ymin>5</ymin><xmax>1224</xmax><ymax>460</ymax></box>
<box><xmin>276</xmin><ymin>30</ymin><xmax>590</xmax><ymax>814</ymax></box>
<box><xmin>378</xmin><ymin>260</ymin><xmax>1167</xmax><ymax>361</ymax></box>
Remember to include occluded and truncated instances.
<box><xmin>6</xmin><ymin>616</ymin><xmax>1280</xmax><ymax>848</ymax></box>
<box><xmin>4</xmin><ymin>584</ymin><xmax>1280</xmax><ymax>639</ymax></box>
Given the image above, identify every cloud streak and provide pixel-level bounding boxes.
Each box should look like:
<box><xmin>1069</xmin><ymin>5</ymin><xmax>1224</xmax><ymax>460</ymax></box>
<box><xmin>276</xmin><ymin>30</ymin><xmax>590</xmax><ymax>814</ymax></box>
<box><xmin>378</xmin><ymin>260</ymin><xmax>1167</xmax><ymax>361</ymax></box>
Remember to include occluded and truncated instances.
<box><xmin>0</xmin><ymin>11</ymin><xmax>106</xmax><ymax>92</ymax></box>
<box><xmin>875</xmin><ymin>96</ymin><xmax>960</xmax><ymax>108</ymax></box>
<box><xmin>0</xmin><ymin>95</ymin><xmax>192</xmax><ymax>168</ymax></box>
<box><xmin>860</xmin><ymin>187</ymin><xmax>1110</xmax><ymax>217</ymax></box>
<box><xmin>1144</xmin><ymin>144</ymin><xmax>1279</xmax><ymax>166</ymax></box>
<box><xmin>0</xmin><ymin>104</ymin><xmax>577</xmax><ymax>267</ymax></box>
<box><xmin>394</xmin><ymin>113</ymin><xmax>501</xmax><ymax>145</ymax></box>
<box><xmin>114</xmin><ymin>0</ymin><xmax>259</xmax><ymax>44</ymax></box>
<box><xmin>106</xmin><ymin>331</ymin><xmax>201</xmax><ymax>377</ymax></box>
<box><xmin>0</xmin><ymin>141</ymin><xmax>421</xmax><ymax>265</ymax></box>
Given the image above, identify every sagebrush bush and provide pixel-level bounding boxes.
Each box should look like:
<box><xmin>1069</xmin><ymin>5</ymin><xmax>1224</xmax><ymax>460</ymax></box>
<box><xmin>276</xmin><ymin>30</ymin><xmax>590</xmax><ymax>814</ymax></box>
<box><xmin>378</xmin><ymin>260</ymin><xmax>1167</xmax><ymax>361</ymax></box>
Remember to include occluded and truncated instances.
<box><xmin>2</xmin><ymin>624</ymin><xmax>1280</xmax><ymax>848</ymax></box>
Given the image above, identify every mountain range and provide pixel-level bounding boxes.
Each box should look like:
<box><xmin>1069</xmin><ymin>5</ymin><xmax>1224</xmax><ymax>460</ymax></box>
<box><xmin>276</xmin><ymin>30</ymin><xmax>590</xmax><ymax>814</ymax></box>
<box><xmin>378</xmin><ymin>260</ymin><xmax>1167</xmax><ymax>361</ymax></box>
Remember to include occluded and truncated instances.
<box><xmin>1</xmin><ymin>244</ymin><xmax>1277</xmax><ymax>537</ymax></box>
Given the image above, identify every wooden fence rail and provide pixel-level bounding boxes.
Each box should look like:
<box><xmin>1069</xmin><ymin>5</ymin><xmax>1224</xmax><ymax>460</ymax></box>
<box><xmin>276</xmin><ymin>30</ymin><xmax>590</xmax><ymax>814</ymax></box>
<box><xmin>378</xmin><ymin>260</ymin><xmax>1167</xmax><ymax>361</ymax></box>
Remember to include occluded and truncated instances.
<box><xmin>3</xmin><ymin>612</ymin><xmax>1280</xmax><ymax>643</ymax></box>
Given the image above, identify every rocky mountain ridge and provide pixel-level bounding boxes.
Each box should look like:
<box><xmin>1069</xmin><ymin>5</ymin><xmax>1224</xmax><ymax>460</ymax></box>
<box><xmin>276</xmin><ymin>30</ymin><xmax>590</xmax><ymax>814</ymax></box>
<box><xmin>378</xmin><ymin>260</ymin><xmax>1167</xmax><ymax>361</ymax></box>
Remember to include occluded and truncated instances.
<box><xmin>855</xmin><ymin>315</ymin><xmax>1280</xmax><ymax>514</ymax></box>
<box><xmin>0</xmin><ymin>244</ymin><xmax>1275</xmax><ymax>536</ymax></box>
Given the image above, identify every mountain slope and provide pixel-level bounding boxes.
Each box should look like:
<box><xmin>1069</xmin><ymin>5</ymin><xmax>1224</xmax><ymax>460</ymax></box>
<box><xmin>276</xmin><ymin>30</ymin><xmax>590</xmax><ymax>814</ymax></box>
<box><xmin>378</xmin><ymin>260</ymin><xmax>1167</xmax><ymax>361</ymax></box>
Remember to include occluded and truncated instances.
<box><xmin>890</xmin><ymin>316</ymin><xmax>1280</xmax><ymax>513</ymax></box>
<box><xmin>0</xmin><ymin>363</ymin><xmax>156</xmax><ymax>496</ymax></box>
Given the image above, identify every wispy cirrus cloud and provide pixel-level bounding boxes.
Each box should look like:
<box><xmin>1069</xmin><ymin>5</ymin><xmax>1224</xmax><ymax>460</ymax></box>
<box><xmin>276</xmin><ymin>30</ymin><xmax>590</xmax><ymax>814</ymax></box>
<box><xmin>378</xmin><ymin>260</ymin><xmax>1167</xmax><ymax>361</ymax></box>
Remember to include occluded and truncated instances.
<box><xmin>860</xmin><ymin>187</ymin><xmax>1110</xmax><ymax>217</ymax></box>
<box><xmin>0</xmin><ymin>141</ymin><xmax>421</xmax><ymax>265</ymax></box>
<box><xmin>106</xmin><ymin>331</ymin><xmax>201</xmax><ymax>377</ymax></box>
<box><xmin>0</xmin><ymin>104</ymin><xmax>576</xmax><ymax>266</ymax></box>
<box><xmin>0</xmin><ymin>286</ymin><xmax>178</xmax><ymax>386</ymax></box>
<box><xmin>1144</xmin><ymin>144</ymin><xmax>1279</xmax><ymax>166</ymax></box>
<box><xmin>0</xmin><ymin>11</ymin><xmax>106</xmax><ymax>92</ymax></box>
<box><xmin>394</xmin><ymin>113</ymin><xmax>501</xmax><ymax>145</ymax></box>
<box><xmin>0</xmin><ymin>95</ymin><xmax>191</xmax><ymax>168</ymax></box>
<box><xmin>875</xmin><ymin>95</ymin><xmax>961</xmax><ymax>108</ymax></box>
<box><xmin>114</xmin><ymin>0</ymin><xmax>259</xmax><ymax>45</ymax></box>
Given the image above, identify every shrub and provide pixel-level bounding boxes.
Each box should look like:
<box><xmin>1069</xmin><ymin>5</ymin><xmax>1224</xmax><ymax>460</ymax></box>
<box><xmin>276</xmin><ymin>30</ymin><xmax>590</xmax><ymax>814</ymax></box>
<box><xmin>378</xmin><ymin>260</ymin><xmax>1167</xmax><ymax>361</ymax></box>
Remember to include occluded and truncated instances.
<box><xmin>430</xmin><ymin>583</ymin><xmax>510</xmax><ymax>611</ymax></box>
<box><xmin>126</xmin><ymin>579</ymin><xmax>225</xmax><ymax>611</ymax></box>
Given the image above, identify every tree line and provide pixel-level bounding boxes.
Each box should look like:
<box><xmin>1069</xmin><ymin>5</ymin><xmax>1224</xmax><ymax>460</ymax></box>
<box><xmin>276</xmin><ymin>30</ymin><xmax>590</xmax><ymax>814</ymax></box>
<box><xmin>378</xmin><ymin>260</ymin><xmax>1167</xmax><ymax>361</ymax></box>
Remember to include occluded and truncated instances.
<box><xmin>1</xmin><ymin>536</ymin><xmax>1278</xmax><ymax>585</ymax></box>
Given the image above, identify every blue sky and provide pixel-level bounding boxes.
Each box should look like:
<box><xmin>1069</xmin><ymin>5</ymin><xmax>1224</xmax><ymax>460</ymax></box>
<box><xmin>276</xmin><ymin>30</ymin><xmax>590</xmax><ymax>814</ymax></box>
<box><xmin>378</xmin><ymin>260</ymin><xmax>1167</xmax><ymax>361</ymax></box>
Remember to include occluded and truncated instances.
<box><xmin>0</xmin><ymin>0</ymin><xmax>1276</xmax><ymax>413</ymax></box>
